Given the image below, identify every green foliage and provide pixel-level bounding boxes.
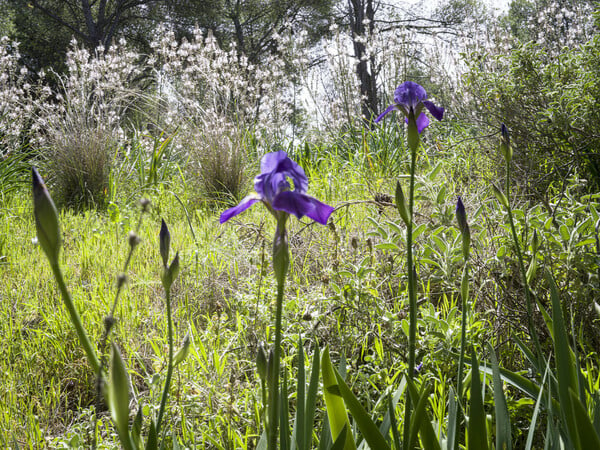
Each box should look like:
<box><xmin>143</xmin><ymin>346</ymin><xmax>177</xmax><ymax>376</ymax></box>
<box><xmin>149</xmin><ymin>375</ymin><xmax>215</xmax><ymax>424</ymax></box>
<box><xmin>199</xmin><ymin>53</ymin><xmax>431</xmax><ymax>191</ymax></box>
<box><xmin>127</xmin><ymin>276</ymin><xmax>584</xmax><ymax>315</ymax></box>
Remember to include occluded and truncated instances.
<box><xmin>464</xmin><ymin>20</ymin><xmax>600</xmax><ymax>193</ymax></box>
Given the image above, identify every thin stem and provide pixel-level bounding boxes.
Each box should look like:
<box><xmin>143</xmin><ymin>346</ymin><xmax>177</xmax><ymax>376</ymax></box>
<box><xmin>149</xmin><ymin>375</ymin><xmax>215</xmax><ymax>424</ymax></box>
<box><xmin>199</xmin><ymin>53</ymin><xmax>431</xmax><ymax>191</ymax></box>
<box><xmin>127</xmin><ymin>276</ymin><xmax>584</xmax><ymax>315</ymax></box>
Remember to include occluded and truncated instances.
<box><xmin>156</xmin><ymin>287</ymin><xmax>174</xmax><ymax>436</ymax></box>
<box><xmin>51</xmin><ymin>261</ymin><xmax>100</xmax><ymax>375</ymax></box>
<box><xmin>457</xmin><ymin>263</ymin><xmax>469</xmax><ymax>400</ymax></box>
<box><xmin>268</xmin><ymin>280</ymin><xmax>284</xmax><ymax>450</ymax></box>
<box><xmin>403</xmin><ymin>125</ymin><xmax>418</xmax><ymax>449</ymax></box>
<box><xmin>505</xmin><ymin>161</ymin><xmax>543</xmax><ymax>365</ymax></box>
<box><xmin>268</xmin><ymin>217</ymin><xmax>288</xmax><ymax>450</ymax></box>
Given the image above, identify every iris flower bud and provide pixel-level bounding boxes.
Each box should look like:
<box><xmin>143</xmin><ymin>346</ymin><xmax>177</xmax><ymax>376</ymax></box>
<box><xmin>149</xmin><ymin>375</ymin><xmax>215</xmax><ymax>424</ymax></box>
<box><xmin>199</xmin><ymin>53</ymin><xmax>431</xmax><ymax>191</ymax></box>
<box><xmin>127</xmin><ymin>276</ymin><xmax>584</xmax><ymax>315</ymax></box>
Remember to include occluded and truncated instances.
<box><xmin>500</xmin><ymin>123</ymin><xmax>512</xmax><ymax>163</ymax></box>
<box><xmin>456</xmin><ymin>197</ymin><xmax>471</xmax><ymax>260</ymax></box>
<box><xmin>159</xmin><ymin>219</ymin><xmax>170</xmax><ymax>268</ymax></box>
<box><xmin>32</xmin><ymin>167</ymin><xmax>61</xmax><ymax>264</ymax></box>
<box><xmin>161</xmin><ymin>252</ymin><xmax>180</xmax><ymax>291</ymax></box>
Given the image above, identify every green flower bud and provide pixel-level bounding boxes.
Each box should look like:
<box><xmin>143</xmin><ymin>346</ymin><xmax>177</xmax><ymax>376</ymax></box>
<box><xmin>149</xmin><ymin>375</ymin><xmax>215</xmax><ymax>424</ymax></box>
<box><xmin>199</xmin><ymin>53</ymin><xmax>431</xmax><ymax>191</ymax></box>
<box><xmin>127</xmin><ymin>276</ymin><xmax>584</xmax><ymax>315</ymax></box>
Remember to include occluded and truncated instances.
<box><xmin>272</xmin><ymin>222</ymin><xmax>289</xmax><ymax>287</ymax></box>
<box><xmin>256</xmin><ymin>341</ymin><xmax>268</xmax><ymax>382</ymax></box>
<box><xmin>456</xmin><ymin>197</ymin><xmax>471</xmax><ymax>260</ymax></box>
<box><xmin>407</xmin><ymin>111</ymin><xmax>420</xmax><ymax>153</ymax></box>
<box><xmin>173</xmin><ymin>332</ymin><xmax>191</xmax><ymax>367</ymax></box>
<box><xmin>395</xmin><ymin>181</ymin><xmax>410</xmax><ymax>226</ymax></box>
<box><xmin>491</xmin><ymin>182</ymin><xmax>509</xmax><ymax>208</ymax></box>
<box><xmin>161</xmin><ymin>252</ymin><xmax>180</xmax><ymax>291</ymax></box>
<box><xmin>461</xmin><ymin>264</ymin><xmax>469</xmax><ymax>302</ymax></box>
<box><xmin>128</xmin><ymin>231</ymin><xmax>140</xmax><ymax>249</ymax></box>
<box><xmin>32</xmin><ymin>167</ymin><xmax>61</xmax><ymax>264</ymax></box>
<box><xmin>531</xmin><ymin>229</ymin><xmax>540</xmax><ymax>254</ymax></box>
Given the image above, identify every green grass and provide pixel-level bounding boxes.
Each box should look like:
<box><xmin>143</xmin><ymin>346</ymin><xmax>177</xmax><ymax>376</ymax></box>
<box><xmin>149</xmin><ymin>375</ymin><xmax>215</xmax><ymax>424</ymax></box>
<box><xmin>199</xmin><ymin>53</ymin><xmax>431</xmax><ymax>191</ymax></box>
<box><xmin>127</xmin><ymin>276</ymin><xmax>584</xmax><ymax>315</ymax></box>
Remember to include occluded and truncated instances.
<box><xmin>1</xmin><ymin>129</ymin><xmax>599</xmax><ymax>448</ymax></box>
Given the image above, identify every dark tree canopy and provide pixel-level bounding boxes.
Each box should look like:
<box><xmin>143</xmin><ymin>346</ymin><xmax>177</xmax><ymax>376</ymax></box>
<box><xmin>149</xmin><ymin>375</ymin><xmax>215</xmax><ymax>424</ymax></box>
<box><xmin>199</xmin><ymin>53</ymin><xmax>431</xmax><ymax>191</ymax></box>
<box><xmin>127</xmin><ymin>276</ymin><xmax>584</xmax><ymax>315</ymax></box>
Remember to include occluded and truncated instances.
<box><xmin>6</xmin><ymin>0</ymin><xmax>335</xmax><ymax>73</ymax></box>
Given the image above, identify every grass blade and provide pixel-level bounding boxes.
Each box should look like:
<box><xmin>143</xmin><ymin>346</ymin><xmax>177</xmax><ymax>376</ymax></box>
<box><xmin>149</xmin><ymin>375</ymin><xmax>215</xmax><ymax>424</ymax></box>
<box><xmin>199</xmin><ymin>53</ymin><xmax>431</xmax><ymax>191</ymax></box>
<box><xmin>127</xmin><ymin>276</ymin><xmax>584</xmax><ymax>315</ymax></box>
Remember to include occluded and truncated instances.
<box><xmin>526</xmin><ymin>359</ymin><xmax>550</xmax><ymax>450</ymax></box>
<box><xmin>546</xmin><ymin>269</ymin><xmax>580</xmax><ymax>448</ymax></box>
<box><xmin>446</xmin><ymin>387</ymin><xmax>458</xmax><ymax>450</ymax></box>
<box><xmin>294</xmin><ymin>336</ymin><xmax>306</xmax><ymax>450</ymax></box>
<box><xmin>569</xmin><ymin>388</ymin><xmax>600</xmax><ymax>448</ymax></box>
<box><xmin>405</xmin><ymin>378</ymin><xmax>441</xmax><ymax>450</ymax></box>
<box><xmin>468</xmin><ymin>349</ymin><xmax>489</xmax><ymax>450</ymax></box>
<box><xmin>305</xmin><ymin>344</ymin><xmax>321</xmax><ymax>449</ymax></box>
<box><xmin>333</xmin><ymin>367</ymin><xmax>391</xmax><ymax>450</ymax></box>
<box><xmin>488</xmin><ymin>344</ymin><xmax>511</xmax><ymax>450</ymax></box>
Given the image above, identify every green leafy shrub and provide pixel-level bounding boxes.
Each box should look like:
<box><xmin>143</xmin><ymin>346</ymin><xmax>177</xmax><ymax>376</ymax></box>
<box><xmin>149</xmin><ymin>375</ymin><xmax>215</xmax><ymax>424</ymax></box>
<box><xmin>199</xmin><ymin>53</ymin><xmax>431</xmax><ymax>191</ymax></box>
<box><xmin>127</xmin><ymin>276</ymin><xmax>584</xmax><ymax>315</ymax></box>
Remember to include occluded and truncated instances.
<box><xmin>463</xmin><ymin>10</ymin><xmax>600</xmax><ymax>194</ymax></box>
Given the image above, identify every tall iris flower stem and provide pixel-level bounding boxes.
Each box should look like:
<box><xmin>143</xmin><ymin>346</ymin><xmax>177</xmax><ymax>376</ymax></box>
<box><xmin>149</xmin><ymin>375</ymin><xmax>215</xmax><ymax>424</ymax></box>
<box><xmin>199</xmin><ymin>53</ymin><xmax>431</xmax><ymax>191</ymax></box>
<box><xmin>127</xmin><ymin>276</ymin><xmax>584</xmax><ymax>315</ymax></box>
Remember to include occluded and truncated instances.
<box><xmin>157</xmin><ymin>220</ymin><xmax>180</xmax><ymax>436</ymax></box>
<box><xmin>269</xmin><ymin>214</ymin><xmax>289</xmax><ymax>449</ymax></box>
<box><xmin>404</xmin><ymin>110</ymin><xmax>420</xmax><ymax>447</ymax></box>
<box><xmin>376</xmin><ymin>82</ymin><xmax>444</xmax><ymax>448</ymax></box>
<box><xmin>498</xmin><ymin>125</ymin><xmax>543</xmax><ymax>365</ymax></box>
<box><xmin>220</xmin><ymin>151</ymin><xmax>333</xmax><ymax>450</ymax></box>
<box><xmin>455</xmin><ymin>196</ymin><xmax>471</xmax><ymax>433</ymax></box>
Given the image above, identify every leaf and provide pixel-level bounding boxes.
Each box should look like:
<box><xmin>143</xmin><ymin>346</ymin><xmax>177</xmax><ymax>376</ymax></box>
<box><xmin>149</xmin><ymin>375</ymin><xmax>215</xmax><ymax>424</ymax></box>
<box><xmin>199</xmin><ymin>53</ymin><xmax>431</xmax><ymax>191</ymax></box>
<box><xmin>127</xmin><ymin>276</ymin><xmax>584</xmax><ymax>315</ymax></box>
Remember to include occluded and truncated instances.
<box><xmin>294</xmin><ymin>336</ymin><xmax>306</xmax><ymax>450</ymax></box>
<box><xmin>333</xmin><ymin>368</ymin><xmax>391</xmax><ymax>450</ymax></box>
<box><xmin>468</xmin><ymin>350</ymin><xmax>488</xmax><ymax>450</ymax></box>
<box><xmin>318</xmin><ymin>412</ymin><xmax>332</xmax><ymax>450</ymax></box>
<box><xmin>569</xmin><ymin>388</ymin><xmax>600</xmax><ymax>449</ymax></box>
<box><xmin>375</xmin><ymin>242</ymin><xmax>401</xmax><ymax>251</ymax></box>
<box><xmin>405</xmin><ymin>378</ymin><xmax>441</xmax><ymax>450</ymax></box>
<box><xmin>257</xmin><ymin>430</ymin><xmax>267</xmax><ymax>450</ymax></box>
<box><xmin>380</xmin><ymin>379</ymin><xmax>406</xmax><ymax>446</ymax></box>
<box><xmin>331</xmin><ymin>424</ymin><xmax>348</xmax><ymax>450</ymax></box>
<box><xmin>525</xmin><ymin>359</ymin><xmax>551</xmax><ymax>450</ymax></box>
<box><xmin>547</xmin><ymin>269</ymin><xmax>580</xmax><ymax>448</ymax></box>
<box><xmin>131</xmin><ymin>406</ymin><xmax>143</xmax><ymax>449</ymax></box>
<box><xmin>488</xmin><ymin>344</ymin><xmax>511</xmax><ymax>450</ymax></box>
<box><xmin>109</xmin><ymin>343</ymin><xmax>134</xmax><ymax>450</ymax></box>
<box><xmin>281</xmin><ymin>369</ymin><xmax>291</xmax><ymax>450</ymax></box>
<box><xmin>321</xmin><ymin>347</ymin><xmax>356</xmax><ymax>450</ymax></box>
<box><xmin>145</xmin><ymin>419</ymin><xmax>157</xmax><ymax>450</ymax></box>
<box><xmin>436</xmin><ymin>185</ymin><xmax>447</xmax><ymax>205</ymax></box>
<box><xmin>305</xmin><ymin>344</ymin><xmax>321</xmax><ymax>450</ymax></box>
<box><xmin>387</xmin><ymin>392</ymin><xmax>401</xmax><ymax>449</ymax></box>
<box><xmin>447</xmin><ymin>387</ymin><xmax>458</xmax><ymax>450</ymax></box>
<box><xmin>559</xmin><ymin>224</ymin><xmax>570</xmax><ymax>241</ymax></box>
<box><xmin>412</xmin><ymin>223</ymin><xmax>428</xmax><ymax>240</ymax></box>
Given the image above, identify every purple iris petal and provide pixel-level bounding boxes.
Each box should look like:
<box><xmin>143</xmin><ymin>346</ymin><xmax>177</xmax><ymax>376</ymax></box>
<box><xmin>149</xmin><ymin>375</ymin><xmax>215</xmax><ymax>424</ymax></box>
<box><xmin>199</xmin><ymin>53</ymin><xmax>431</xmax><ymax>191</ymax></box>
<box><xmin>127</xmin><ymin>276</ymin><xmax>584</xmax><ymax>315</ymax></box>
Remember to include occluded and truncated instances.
<box><xmin>273</xmin><ymin>191</ymin><xmax>334</xmax><ymax>225</ymax></box>
<box><xmin>220</xmin><ymin>151</ymin><xmax>334</xmax><ymax>226</ymax></box>
<box><xmin>376</xmin><ymin>81</ymin><xmax>443</xmax><ymax>133</ymax></box>
<box><xmin>415</xmin><ymin>113</ymin><xmax>430</xmax><ymax>134</ymax></box>
<box><xmin>260</xmin><ymin>150</ymin><xmax>289</xmax><ymax>174</ymax></box>
<box><xmin>422</xmin><ymin>100</ymin><xmax>444</xmax><ymax>121</ymax></box>
<box><xmin>394</xmin><ymin>81</ymin><xmax>427</xmax><ymax>110</ymax></box>
<box><xmin>374</xmin><ymin>104</ymin><xmax>396</xmax><ymax>123</ymax></box>
<box><xmin>220</xmin><ymin>195</ymin><xmax>260</xmax><ymax>223</ymax></box>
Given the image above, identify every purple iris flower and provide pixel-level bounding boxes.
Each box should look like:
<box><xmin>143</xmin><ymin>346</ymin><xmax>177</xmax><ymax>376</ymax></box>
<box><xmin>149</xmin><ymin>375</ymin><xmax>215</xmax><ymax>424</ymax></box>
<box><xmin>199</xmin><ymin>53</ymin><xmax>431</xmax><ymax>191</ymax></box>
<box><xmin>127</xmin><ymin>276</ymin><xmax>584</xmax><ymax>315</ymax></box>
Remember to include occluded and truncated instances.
<box><xmin>220</xmin><ymin>151</ymin><xmax>334</xmax><ymax>225</ymax></box>
<box><xmin>375</xmin><ymin>81</ymin><xmax>444</xmax><ymax>133</ymax></box>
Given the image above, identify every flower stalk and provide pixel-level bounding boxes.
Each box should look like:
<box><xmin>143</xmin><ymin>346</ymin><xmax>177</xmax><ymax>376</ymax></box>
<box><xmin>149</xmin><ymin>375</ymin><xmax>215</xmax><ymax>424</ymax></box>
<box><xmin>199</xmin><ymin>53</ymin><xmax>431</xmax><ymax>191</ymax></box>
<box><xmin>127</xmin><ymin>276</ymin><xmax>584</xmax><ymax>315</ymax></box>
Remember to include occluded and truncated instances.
<box><xmin>156</xmin><ymin>220</ymin><xmax>180</xmax><ymax>436</ymax></box>
<box><xmin>499</xmin><ymin>125</ymin><xmax>543</xmax><ymax>365</ymax></box>
<box><xmin>220</xmin><ymin>151</ymin><xmax>333</xmax><ymax>449</ymax></box>
<box><xmin>376</xmin><ymin>82</ymin><xmax>443</xmax><ymax>448</ymax></box>
<box><xmin>32</xmin><ymin>168</ymin><xmax>100</xmax><ymax>376</ymax></box>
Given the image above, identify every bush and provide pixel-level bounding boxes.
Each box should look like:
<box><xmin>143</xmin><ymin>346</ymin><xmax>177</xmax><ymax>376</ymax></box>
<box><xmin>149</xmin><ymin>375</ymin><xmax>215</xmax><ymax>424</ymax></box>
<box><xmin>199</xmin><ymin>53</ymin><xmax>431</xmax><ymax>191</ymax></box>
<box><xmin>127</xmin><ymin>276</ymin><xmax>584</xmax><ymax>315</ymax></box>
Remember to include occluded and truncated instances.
<box><xmin>463</xmin><ymin>7</ymin><xmax>600</xmax><ymax>195</ymax></box>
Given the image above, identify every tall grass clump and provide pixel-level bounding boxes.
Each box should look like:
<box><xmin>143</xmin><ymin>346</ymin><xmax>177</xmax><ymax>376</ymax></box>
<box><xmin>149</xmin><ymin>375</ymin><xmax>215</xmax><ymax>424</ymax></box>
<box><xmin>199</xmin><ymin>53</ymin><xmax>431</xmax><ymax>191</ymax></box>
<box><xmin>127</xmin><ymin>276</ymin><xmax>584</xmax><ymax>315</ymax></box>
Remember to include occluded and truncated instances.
<box><xmin>33</xmin><ymin>40</ymin><xmax>141</xmax><ymax>209</ymax></box>
<box><xmin>45</xmin><ymin>121</ymin><xmax>116</xmax><ymax>209</ymax></box>
<box><xmin>185</xmin><ymin>125</ymin><xmax>249</xmax><ymax>205</ymax></box>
